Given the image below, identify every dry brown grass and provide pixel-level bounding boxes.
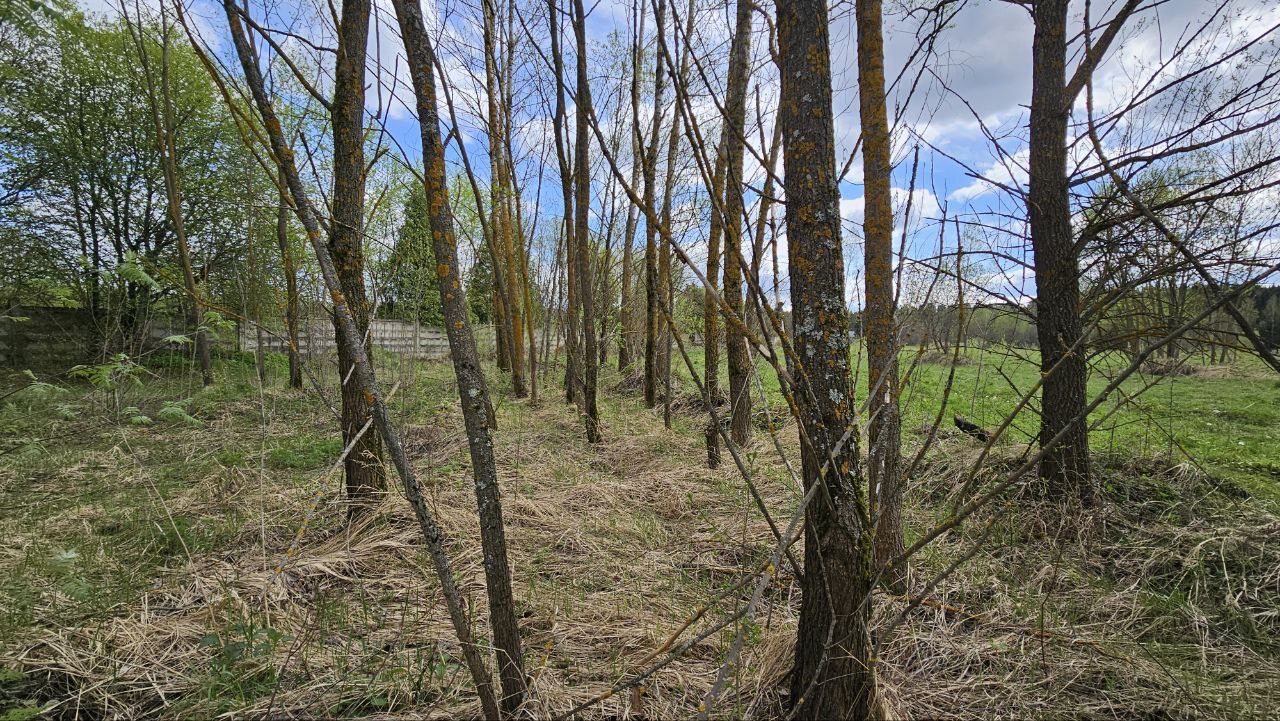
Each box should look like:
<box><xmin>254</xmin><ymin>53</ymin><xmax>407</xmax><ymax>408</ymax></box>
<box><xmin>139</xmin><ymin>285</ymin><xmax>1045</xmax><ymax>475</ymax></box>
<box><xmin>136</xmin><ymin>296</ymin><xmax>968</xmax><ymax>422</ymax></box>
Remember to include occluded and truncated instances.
<box><xmin>3</xmin><ymin>363</ymin><xmax>1278</xmax><ymax>719</ymax></box>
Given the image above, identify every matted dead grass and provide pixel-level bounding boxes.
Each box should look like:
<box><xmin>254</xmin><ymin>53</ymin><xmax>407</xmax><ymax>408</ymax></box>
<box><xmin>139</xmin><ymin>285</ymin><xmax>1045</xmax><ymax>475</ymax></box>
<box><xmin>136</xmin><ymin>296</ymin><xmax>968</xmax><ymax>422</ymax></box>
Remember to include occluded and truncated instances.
<box><xmin>3</xmin><ymin>365</ymin><xmax>1279</xmax><ymax>719</ymax></box>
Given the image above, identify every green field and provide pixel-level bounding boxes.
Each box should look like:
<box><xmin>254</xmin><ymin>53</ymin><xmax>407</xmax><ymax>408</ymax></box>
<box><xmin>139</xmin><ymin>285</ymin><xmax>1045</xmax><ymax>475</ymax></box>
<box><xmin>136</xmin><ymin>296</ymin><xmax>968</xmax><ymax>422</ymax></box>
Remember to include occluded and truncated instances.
<box><xmin>673</xmin><ymin>342</ymin><xmax>1280</xmax><ymax>505</ymax></box>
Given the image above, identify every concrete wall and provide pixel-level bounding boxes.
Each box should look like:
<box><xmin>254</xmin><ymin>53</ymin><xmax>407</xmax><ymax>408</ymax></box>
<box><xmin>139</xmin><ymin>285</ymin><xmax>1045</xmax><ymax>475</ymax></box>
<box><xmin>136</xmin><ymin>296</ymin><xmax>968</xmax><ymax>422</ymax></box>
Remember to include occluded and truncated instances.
<box><xmin>0</xmin><ymin>304</ymin><xmax>210</xmax><ymax>369</ymax></box>
<box><xmin>2</xmin><ymin>304</ymin><xmax>494</xmax><ymax>369</ymax></box>
<box><xmin>238</xmin><ymin>318</ymin><xmax>496</xmax><ymax>361</ymax></box>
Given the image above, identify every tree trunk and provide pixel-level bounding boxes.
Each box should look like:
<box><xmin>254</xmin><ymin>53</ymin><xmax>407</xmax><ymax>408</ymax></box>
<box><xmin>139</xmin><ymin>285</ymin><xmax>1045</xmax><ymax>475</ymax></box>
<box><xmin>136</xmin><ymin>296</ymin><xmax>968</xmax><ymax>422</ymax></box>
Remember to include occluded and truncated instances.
<box><xmin>856</xmin><ymin>0</ymin><xmax>905</xmax><ymax>592</ymax></box>
<box><xmin>129</xmin><ymin>7</ymin><xmax>212</xmax><ymax>387</ymax></box>
<box><xmin>618</xmin><ymin>199</ymin><xmax>639</xmax><ymax>371</ymax></box>
<box><xmin>573</xmin><ymin>0</ymin><xmax>601</xmax><ymax>443</ymax></box>
<box><xmin>224</xmin><ymin>3</ymin><xmax>508</xmax><ymax>715</ymax></box>
<box><xmin>619</xmin><ymin>2</ymin><xmax>643</xmax><ymax>374</ymax></box>
<box><xmin>502</xmin><ymin>0</ymin><xmax>540</xmax><ymax>400</ymax></box>
<box><xmin>704</xmin><ymin>137</ymin><xmax>727</xmax><ymax>468</ymax></box>
<box><xmin>550</xmin><ymin>0</ymin><xmax>580</xmax><ymax>406</ymax></box>
<box><xmin>749</xmin><ymin>121</ymin><xmax>782</xmax><ymax>346</ymax></box>
<box><xmin>332</xmin><ymin>0</ymin><xmax>385</xmax><ymax>517</ymax></box>
<box><xmin>721</xmin><ymin>0</ymin><xmax>753</xmax><ymax>448</ymax></box>
<box><xmin>483</xmin><ymin>0</ymin><xmax>526</xmax><ymax>396</ymax></box>
<box><xmin>642</xmin><ymin>0</ymin><xmax>667</xmax><ymax>409</ymax></box>
<box><xmin>276</xmin><ymin>181</ymin><xmax>303</xmax><ymax>389</ymax></box>
<box><xmin>778</xmin><ymin>0</ymin><xmax>880</xmax><ymax>716</ymax></box>
<box><xmin>390</xmin><ymin>0</ymin><xmax>529</xmax><ymax>711</ymax></box>
<box><xmin>246</xmin><ymin>185</ymin><xmax>266</xmax><ymax>385</ymax></box>
<box><xmin>1029</xmin><ymin>0</ymin><xmax>1092</xmax><ymax>503</ymax></box>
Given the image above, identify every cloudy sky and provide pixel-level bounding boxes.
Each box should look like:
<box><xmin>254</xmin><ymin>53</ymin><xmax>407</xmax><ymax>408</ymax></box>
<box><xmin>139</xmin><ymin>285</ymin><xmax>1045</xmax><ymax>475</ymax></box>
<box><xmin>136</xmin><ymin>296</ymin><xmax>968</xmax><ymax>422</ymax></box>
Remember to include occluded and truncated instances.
<box><xmin>84</xmin><ymin>0</ymin><xmax>1280</xmax><ymax>307</ymax></box>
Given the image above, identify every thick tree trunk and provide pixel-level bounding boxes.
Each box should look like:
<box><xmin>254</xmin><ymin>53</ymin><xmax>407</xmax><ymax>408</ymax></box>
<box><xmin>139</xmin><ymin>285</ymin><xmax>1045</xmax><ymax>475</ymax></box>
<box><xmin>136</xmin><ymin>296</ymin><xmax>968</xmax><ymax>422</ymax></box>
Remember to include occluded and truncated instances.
<box><xmin>390</xmin><ymin>0</ymin><xmax>529</xmax><ymax>711</ymax></box>
<box><xmin>332</xmin><ymin>0</ymin><xmax>385</xmax><ymax>517</ymax></box>
<box><xmin>778</xmin><ymin>0</ymin><xmax>880</xmax><ymax>716</ymax></box>
<box><xmin>573</xmin><ymin>0</ymin><xmax>601</xmax><ymax>443</ymax></box>
<box><xmin>1029</xmin><ymin>0</ymin><xmax>1092</xmax><ymax>503</ymax></box>
<box><xmin>721</xmin><ymin>0</ymin><xmax>753</xmax><ymax>448</ymax></box>
<box><xmin>856</xmin><ymin>0</ymin><xmax>906</xmax><ymax>591</ymax></box>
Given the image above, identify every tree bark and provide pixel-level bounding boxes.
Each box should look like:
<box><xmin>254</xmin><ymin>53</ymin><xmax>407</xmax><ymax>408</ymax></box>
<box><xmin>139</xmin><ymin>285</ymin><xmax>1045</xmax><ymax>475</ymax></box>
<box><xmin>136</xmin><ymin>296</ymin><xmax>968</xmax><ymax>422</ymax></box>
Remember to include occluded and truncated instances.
<box><xmin>221</xmin><ymin>3</ymin><xmax>507</xmax><ymax>716</ymax></box>
<box><xmin>331</xmin><ymin>0</ymin><xmax>385</xmax><ymax>517</ymax></box>
<box><xmin>618</xmin><ymin>2</ymin><xmax>644</xmax><ymax>373</ymax></box>
<box><xmin>642</xmin><ymin>0</ymin><xmax>667</xmax><ymax>409</ymax></box>
<box><xmin>856</xmin><ymin>0</ymin><xmax>906</xmax><ymax>591</ymax></box>
<box><xmin>573</xmin><ymin>0</ymin><xmax>601</xmax><ymax>443</ymax></box>
<box><xmin>276</xmin><ymin>180</ymin><xmax>303</xmax><ymax>389</ymax></box>
<box><xmin>1029</xmin><ymin>0</ymin><xmax>1092</xmax><ymax>503</ymax></box>
<box><xmin>128</xmin><ymin>7</ymin><xmax>213</xmax><ymax>387</ymax></box>
<box><xmin>390</xmin><ymin>0</ymin><xmax>529</xmax><ymax>711</ymax></box>
<box><xmin>483</xmin><ymin>0</ymin><xmax>526</xmax><ymax>396</ymax></box>
<box><xmin>704</xmin><ymin>136</ymin><xmax>727</xmax><ymax>468</ymax></box>
<box><xmin>778</xmin><ymin>0</ymin><xmax>880</xmax><ymax>715</ymax></box>
<box><xmin>550</xmin><ymin>0</ymin><xmax>580</xmax><ymax>406</ymax></box>
<box><xmin>721</xmin><ymin>0</ymin><xmax>754</xmax><ymax>448</ymax></box>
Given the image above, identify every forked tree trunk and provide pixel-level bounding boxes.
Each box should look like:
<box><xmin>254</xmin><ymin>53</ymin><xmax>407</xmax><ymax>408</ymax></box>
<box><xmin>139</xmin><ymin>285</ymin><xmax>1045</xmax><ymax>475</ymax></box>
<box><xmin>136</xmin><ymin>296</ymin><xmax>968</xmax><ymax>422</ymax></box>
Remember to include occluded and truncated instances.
<box><xmin>331</xmin><ymin>0</ymin><xmax>385</xmax><ymax>517</ymax></box>
<box><xmin>483</xmin><ymin>0</ymin><xmax>526</xmax><ymax>396</ymax></box>
<box><xmin>1029</xmin><ymin>0</ymin><xmax>1092</xmax><ymax>503</ymax></box>
<box><xmin>128</xmin><ymin>7</ymin><xmax>213</xmax><ymax>387</ymax></box>
<box><xmin>856</xmin><ymin>0</ymin><xmax>906</xmax><ymax>591</ymax></box>
<box><xmin>777</xmin><ymin>0</ymin><xmax>880</xmax><ymax>716</ymax></box>
<box><xmin>501</xmin><ymin>0</ymin><xmax>540</xmax><ymax>399</ymax></box>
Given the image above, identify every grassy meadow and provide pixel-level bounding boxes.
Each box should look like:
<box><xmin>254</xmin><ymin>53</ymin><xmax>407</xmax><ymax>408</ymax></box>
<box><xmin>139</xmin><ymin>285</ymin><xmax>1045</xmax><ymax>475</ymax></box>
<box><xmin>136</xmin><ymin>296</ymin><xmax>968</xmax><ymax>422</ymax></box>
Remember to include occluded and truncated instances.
<box><xmin>0</xmin><ymin>346</ymin><xmax>1277</xmax><ymax>718</ymax></box>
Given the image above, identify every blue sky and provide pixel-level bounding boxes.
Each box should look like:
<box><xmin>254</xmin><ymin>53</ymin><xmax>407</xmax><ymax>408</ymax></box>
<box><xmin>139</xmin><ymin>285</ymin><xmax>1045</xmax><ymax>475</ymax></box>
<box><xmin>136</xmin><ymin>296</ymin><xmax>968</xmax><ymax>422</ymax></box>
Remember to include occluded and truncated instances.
<box><xmin>85</xmin><ymin>0</ymin><xmax>1280</xmax><ymax>309</ymax></box>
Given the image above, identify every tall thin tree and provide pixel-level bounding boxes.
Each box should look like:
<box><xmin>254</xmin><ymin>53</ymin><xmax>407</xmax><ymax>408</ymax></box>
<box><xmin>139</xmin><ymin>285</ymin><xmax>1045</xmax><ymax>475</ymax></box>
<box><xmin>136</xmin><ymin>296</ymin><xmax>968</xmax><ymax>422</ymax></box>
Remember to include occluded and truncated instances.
<box><xmin>721</xmin><ymin>0</ymin><xmax>754</xmax><ymax>448</ymax></box>
<box><xmin>573</xmin><ymin>0</ymin><xmax>602</xmax><ymax>442</ymax></box>
<box><xmin>219</xmin><ymin>2</ymin><xmax>509</xmax><ymax>715</ymax></box>
<box><xmin>855</xmin><ymin>0</ymin><xmax>905</xmax><ymax>590</ymax></box>
<box><xmin>390</xmin><ymin>0</ymin><xmax>529</xmax><ymax>710</ymax></box>
<box><xmin>124</xmin><ymin>2</ymin><xmax>213</xmax><ymax>387</ymax></box>
<box><xmin>642</xmin><ymin>0</ymin><xmax>667</xmax><ymax>408</ymax></box>
<box><xmin>550</xmin><ymin>0</ymin><xmax>580</xmax><ymax>405</ymax></box>
<box><xmin>618</xmin><ymin>0</ymin><xmax>645</xmax><ymax>372</ymax></box>
<box><xmin>704</xmin><ymin>138</ymin><xmax>727</xmax><ymax>467</ymax></box>
<box><xmin>276</xmin><ymin>175</ymin><xmax>303</xmax><ymax>389</ymax></box>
